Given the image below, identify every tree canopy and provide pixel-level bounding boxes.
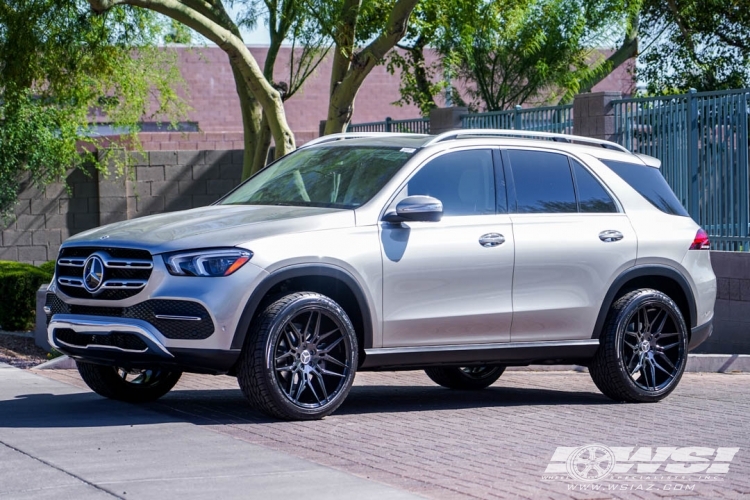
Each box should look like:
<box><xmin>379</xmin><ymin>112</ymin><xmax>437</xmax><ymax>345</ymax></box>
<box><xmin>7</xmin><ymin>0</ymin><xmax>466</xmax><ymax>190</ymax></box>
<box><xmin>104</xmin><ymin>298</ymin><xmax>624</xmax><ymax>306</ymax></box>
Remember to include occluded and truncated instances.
<box><xmin>639</xmin><ymin>0</ymin><xmax>750</xmax><ymax>92</ymax></box>
<box><xmin>0</xmin><ymin>0</ymin><xmax>186</xmax><ymax>218</ymax></box>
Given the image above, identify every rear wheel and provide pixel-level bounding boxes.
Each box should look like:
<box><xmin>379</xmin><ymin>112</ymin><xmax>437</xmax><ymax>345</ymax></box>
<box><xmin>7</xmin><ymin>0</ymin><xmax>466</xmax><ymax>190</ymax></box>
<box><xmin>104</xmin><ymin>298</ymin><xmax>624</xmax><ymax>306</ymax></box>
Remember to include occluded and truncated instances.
<box><xmin>425</xmin><ymin>365</ymin><xmax>505</xmax><ymax>390</ymax></box>
<box><xmin>589</xmin><ymin>289</ymin><xmax>688</xmax><ymax>403</ymax></box>
<box><xmin>76</xmin><ymin>362</ymin><xmax>181</xmax><ymax>403</ymax></box>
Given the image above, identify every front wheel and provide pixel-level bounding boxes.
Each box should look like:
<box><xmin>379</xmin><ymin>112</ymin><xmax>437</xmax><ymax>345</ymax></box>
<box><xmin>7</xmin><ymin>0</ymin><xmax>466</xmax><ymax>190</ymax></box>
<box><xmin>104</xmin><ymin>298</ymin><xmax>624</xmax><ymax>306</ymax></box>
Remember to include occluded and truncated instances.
<box><xmin>425</xmin><ymin>365</ymin><xmax>505</xmax><ymax>390</ymax></box>
<box><xmin>237</xmin><ymin>292</ymin><xmax>358</xmax><ymax>420</ymax></box>
<box><xmin>76</xmin><ymin>362</ymin><xmax>181</xmax><ymax>403</ymax></box>
<box><xmin>589</xmin><ymin>289</ymin><xmax>689</xmax><ymax>403</ymax></box>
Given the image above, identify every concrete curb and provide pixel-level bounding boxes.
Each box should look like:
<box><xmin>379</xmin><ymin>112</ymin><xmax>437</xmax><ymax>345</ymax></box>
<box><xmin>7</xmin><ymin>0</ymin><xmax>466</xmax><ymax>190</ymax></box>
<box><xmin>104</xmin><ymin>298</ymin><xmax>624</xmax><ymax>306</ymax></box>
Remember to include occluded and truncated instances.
<box><xmin>31</xmin><ymin>355</ymin><xmax>77</xmax><ymax>370</ymax></box>
<box><xmin>30</xmin><ymin>354</ymin><xmax>750</xmax><ymax>372</ymax></box>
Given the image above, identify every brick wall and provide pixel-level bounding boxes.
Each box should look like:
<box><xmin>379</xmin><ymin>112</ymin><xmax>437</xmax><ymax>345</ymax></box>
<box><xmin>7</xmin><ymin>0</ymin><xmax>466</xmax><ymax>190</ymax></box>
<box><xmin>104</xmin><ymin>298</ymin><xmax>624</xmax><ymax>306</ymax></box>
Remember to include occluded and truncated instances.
<box><xmin>1</xmin><ymin>150</ymin><xmax>243</xmax><ymax>264</ymax></box>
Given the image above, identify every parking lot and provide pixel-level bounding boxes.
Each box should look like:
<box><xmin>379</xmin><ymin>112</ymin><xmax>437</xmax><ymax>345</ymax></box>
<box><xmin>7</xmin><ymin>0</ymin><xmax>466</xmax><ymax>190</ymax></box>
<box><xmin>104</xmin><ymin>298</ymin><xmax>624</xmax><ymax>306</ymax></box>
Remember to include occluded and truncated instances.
<box><xmin>9</xmin><ymin>366</ymin><xmax>741</xmax><ymax>499</ymax></box>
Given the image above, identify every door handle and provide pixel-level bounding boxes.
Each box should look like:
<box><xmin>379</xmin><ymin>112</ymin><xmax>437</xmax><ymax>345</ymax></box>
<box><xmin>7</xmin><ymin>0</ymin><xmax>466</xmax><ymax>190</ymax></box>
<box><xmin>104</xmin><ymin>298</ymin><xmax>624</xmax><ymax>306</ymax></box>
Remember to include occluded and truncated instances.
<box><xmin>479</xmin><ymin>233</ymin><xmax>505</xmax><ymax>247</ymax></box>
<box><xmin>599</xmin><ymin>230</ymin><xmax>624</xmax><ymax>242</ymax></box>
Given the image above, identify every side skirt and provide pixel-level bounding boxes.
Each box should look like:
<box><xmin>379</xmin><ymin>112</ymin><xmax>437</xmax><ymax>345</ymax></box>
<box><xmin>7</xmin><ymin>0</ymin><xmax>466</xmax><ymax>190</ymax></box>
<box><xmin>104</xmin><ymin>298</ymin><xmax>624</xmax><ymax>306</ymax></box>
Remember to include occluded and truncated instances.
<box><xmin>360</xmin><ymin>340</ymin><xmax>600</xmax><ymax>371</ymax></box>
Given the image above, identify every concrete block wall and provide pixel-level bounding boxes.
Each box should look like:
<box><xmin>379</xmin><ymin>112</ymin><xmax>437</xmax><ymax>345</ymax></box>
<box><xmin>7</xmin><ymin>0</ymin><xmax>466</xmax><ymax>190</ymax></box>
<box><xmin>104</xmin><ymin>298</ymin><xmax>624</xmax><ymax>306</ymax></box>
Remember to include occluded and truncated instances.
<box><xmin>696</xmin><ymin>252</ymin><xmax>750</xmax><ymax>354</ymax></box>
<box><xmin>1</xmin><ymin>150</ymin><xmax>243</xmax><ymax>264</ymax></box>
<box><xmin>2</xmin><ymin>168</ymin><xmax>100</xmax><ymax>265</ymax></box>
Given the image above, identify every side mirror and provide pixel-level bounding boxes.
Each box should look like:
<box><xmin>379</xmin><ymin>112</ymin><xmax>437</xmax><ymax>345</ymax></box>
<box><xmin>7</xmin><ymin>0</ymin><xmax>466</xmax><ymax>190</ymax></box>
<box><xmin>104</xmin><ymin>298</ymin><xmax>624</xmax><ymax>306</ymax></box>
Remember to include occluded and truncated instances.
<box><xmin>383</xmin><ymin>195</ymin><xmax>443</xmax><ymax>223</ymax></box>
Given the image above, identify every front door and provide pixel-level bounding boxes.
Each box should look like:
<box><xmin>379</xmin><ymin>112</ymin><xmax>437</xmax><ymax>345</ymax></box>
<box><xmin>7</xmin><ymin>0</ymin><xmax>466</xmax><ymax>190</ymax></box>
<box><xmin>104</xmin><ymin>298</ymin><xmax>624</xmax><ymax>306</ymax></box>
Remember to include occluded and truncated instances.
<box><xmin>381</xmin><ymin>149</ymin><xmax>515</xmax><ymax>347</ymax></box>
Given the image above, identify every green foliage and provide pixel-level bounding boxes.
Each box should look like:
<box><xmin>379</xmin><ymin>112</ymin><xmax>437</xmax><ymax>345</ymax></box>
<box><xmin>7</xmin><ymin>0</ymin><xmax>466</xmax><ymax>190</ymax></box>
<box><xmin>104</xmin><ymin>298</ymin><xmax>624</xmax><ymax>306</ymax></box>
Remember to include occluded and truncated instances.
<box><xmin>38</xmin><ymin>261</ymin><xmax>57</xmax><ymax>275</ymax></box>
<box><xmin>639</xmin><ymin>0</ymin><xmax>750</xmax><ymax>93</ymax></box>
<box><xmin>0</xmin><ymin>0</ymin><xmax>187</xmax><ymax>219</ymax></box>
<box><xmin>0</xmin><ymin>261</ymin><xmax>53</xmax><ymax>332</ymax></box>
<box><xmin>391</xmin><ymin>0</ymin><xmax>637</xmax><ymax>113</ymax></box>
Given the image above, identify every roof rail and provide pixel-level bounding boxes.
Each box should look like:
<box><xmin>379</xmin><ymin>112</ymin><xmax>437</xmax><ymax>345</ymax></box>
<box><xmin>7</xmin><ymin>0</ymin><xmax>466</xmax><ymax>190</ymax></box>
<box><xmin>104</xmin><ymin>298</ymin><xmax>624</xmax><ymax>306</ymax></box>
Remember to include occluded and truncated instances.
<box><xmin>424</xmin><ymin>129</ymin><xmax>631</xmax><ymax>154</ymax></box>
<box><xmin>301</xmin><ymin>132</ymin><xmax>428</xmax><ymax>148</ymax></box>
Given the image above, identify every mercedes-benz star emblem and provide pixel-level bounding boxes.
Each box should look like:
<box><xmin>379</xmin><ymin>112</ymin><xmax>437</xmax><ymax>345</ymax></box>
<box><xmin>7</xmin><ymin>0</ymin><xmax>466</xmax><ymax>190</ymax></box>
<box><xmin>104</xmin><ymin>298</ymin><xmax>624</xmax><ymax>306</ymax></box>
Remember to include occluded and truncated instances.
<box><xmin>83</xmin><ymin>255</ymin><xmax>105</xmax><ymax>293</ymax></box>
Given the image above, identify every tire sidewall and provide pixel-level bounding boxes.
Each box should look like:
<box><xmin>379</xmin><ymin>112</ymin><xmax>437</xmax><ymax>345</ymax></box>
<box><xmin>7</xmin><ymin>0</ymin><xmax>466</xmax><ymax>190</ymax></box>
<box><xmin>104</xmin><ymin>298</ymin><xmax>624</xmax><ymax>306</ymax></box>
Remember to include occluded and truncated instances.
<box><xmin>260</xmin><ymin>294</ymin><xmax>358</xmax><ymax>419</ymax></box>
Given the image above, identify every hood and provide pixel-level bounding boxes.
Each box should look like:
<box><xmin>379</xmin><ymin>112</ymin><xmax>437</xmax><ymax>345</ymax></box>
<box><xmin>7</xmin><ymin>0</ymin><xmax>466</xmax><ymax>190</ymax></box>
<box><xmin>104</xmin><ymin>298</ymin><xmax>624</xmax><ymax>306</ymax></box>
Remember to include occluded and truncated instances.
<box><xmin>64</xmin><ymin>204</ymin><xmax>355</xmax><ymax>254</ymax></box>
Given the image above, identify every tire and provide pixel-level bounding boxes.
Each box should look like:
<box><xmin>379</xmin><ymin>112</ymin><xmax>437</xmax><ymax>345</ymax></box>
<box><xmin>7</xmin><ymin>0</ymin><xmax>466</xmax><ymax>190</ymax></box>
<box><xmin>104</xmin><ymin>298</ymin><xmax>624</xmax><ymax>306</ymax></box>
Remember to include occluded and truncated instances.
<box><xmin>237</xmin><ymin>292</ymin><xmax>358</xmax><ymax>420</ymax></box>
<box><xmin>76</xmin><ymin>362</ymin><xmax>181</xmax><ymax>403</ymax></box>
<box><xmin>589</xmin><ymin>289</ymin><xmax>689</xmax><ymax>403</ymax></box>
<box><xmin>425</xmin><ymin>365</ymin><xmax>505</xmax><ymax>390</ymax></box>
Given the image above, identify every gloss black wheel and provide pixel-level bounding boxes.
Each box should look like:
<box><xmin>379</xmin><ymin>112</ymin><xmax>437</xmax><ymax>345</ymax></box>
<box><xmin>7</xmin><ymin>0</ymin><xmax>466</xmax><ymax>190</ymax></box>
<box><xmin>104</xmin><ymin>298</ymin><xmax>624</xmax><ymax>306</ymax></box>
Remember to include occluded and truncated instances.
<box><xmin>589</xmin><ymin>289</ymin><xmax>688</xmax><ymax>402</ymax></box>
<box><xmin>237</xmin><ymin>292</ymin><xmax>358</xmax><ymax>420</ymax></box>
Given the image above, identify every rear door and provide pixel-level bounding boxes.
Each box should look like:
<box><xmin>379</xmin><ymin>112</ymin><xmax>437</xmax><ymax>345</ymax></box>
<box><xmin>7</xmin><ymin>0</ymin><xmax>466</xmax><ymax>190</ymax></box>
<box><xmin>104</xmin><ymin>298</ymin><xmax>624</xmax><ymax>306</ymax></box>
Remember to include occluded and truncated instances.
<box><xmin>505</xmin><ymin>149</ymin><xmax>638</xmax><ymax>342</ymax></box>
<box><xmin>380</xmin><ymin>148</ymin><xmax>515</xmax><ymax>347</ymax></box>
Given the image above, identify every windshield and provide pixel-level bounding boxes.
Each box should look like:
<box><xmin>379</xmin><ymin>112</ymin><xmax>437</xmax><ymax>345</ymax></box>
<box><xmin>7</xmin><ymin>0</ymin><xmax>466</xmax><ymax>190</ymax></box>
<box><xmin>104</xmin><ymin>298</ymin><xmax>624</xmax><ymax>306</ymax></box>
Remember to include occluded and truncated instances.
<box><xmin>219</xmin><ymin>146</ymin><xmax>415</xmax><ymax>209</ymax></box>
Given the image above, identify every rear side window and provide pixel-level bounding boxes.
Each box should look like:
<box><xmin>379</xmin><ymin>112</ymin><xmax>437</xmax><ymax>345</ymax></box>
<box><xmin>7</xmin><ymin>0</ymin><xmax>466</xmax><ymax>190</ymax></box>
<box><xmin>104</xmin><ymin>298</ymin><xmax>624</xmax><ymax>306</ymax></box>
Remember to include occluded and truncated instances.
<box><xmin>601</xmin><ymin>160</ymin><xmax>689</xmax><ymax>216</ymax></box>
<box><xmin>571</xmin><ymin>160</ymin><xmax>618</xmax><ymax>213</ymax></box>
<box><xmin>507</xmin><ymin>150</ymin><xmax>577</xmax><ymax>213</ymax></box>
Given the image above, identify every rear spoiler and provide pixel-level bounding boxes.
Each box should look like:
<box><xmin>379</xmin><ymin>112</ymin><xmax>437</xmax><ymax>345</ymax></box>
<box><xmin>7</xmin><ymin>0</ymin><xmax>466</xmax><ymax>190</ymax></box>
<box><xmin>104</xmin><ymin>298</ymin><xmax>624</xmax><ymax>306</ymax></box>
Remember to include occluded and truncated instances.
<box><xmin>635</xmin><ymin>153</ymin><xmax>661</xmax><ymax>169</ymax></box>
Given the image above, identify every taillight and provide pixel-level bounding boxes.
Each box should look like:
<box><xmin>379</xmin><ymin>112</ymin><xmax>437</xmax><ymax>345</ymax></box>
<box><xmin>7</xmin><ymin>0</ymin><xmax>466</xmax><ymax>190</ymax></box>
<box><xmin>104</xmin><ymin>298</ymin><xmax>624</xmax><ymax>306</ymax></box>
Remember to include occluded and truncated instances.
<box><xmin>689</xmin><ymin>228</ymin><xmax>711</xmax><ymax>250</ymax></box>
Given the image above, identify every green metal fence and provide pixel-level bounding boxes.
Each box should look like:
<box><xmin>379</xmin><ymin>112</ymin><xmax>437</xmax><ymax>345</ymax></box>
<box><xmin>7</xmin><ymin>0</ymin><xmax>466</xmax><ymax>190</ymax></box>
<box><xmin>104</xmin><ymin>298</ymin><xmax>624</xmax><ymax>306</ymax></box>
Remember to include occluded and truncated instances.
<box><xmin>613</xmin><ymin>89</ymin><xmax>750</xmax><ymax>251</ymax></box>
<box><xmin>460</xmin><ymin>104</ymin><xmax>574</xmax><ymax>134</ymax></box>
<box><xmin>347</xmin><ymin>116</ymin><xmax>430</xmax><ymax>134</ymax></box>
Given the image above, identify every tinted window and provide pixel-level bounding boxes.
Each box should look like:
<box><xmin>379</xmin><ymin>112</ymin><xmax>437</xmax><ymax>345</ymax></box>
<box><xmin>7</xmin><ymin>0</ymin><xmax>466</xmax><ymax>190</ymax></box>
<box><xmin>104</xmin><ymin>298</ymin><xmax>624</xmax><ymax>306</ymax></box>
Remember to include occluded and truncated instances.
<box><xmin>407</xmin><ymin>150</ymin><xmax>495</xmax><ymax>216</ymax></box>
<box><xmin>602</xmin><ymin>160</ymin><xmax>689</xmax><ymax>216</ymax></box>
<box><xmin>508</xmin><ymin>150</ymin><xmax>577</xmax><ymax>213</ymax></box>
<box><xmin>220</xmin><ymin>146</ymin><xmax>412</xmax><ymax>208</ymax></box>
<box><xmin>572</xmin><ymin>160</ymin><xmax>618</xmax><ymax>213</ymax></box>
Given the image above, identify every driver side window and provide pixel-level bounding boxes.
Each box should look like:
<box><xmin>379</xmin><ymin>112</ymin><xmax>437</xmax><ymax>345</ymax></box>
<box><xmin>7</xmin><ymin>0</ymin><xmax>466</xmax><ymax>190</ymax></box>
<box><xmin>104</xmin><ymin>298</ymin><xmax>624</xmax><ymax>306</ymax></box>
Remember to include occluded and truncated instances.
<box><xmin>405</xmin><ymin>150</ymin><xmax>496</xmax><ymax>216</ymax></box>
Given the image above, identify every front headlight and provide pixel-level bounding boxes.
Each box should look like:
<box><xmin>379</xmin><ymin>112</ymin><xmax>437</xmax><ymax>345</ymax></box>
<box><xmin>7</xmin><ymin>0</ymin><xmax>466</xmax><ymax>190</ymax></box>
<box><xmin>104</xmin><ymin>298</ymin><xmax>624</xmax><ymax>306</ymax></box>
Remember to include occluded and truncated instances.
<box><xmin>164</xmin><ymin>249</ymin><xmax>253</xmax><ymax>277</ymax></box>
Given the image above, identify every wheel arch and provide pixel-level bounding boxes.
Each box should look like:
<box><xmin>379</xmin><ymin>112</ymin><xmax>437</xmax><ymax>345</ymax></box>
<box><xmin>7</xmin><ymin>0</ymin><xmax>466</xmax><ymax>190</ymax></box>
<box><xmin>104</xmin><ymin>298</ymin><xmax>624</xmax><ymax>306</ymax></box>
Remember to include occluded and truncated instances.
<box><xmin>230</xmin><ymin>265</ymin><xmax>374</xmax><ymax>356</ymax></box>
<box><xmin>592</xmin><ymin>265</ymin><xmax>697</xmax><ymax>339</ymax></box>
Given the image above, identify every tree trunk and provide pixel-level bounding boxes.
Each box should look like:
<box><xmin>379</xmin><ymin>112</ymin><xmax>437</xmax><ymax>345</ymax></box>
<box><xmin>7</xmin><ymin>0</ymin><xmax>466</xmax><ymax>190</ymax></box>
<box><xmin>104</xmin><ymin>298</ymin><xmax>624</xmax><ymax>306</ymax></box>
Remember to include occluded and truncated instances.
<box><xmin>323</xmin><ymin>0</ymin><xmax>418</xmax><ymax>135</ymax></box>
<box><xmin>231</xmin><ymin>63</ymin><xmax>263</xmax><ymax>180</ymax></box>
<box><xmin>89</xmin><ymin>0</ymin><xmax>296</xmax><ymax>160</ymax></box>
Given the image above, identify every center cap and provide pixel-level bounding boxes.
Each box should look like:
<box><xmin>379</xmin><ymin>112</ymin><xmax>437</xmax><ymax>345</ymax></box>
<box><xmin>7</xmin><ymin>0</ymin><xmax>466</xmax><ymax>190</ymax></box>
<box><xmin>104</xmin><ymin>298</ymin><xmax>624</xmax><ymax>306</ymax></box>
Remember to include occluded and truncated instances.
<box><xmin>300</xmin><ymin>350</ymin><xmax>312</xmax><ymax>365</ymax></box>
<box><xmin>640</xmin><ymin>340</ymin><xmax>651</xmax><ymax>353</ymax></box>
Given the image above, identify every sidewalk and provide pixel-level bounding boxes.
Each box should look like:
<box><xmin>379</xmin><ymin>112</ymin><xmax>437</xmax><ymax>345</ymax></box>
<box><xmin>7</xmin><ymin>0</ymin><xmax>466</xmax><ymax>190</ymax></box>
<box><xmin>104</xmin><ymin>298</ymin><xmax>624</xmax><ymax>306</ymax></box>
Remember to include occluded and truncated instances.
<box><xmin>0</xmin><ymin>363</ymin><xmax>420</xmax><ymax>500</ymax></box>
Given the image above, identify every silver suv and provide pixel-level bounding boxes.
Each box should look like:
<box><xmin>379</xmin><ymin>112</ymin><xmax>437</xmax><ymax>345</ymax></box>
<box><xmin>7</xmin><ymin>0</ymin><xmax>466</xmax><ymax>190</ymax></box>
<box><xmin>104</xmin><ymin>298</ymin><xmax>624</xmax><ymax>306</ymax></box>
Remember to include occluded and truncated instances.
<box><xmin>45</xmin><ymin>130</ymin><xmax>717</xmax><ymax>420</ymax></box>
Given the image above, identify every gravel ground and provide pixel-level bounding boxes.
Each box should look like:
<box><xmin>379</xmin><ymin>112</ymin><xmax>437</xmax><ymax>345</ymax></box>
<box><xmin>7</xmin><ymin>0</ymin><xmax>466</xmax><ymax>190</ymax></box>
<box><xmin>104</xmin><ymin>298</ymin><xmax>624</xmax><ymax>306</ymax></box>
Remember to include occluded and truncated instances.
<box><xmin>0</xmin><ymin>332</ymin><xmax>48</xmax><ymax>368</ymax></box>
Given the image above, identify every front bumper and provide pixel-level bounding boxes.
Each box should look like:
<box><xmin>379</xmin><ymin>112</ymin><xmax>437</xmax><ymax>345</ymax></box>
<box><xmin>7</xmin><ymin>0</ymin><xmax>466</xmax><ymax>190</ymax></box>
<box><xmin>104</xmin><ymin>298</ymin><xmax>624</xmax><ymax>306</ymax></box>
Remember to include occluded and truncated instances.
<box><xmin>689</xmin><ymin>320</ymin><xmax>713</xmax><ymax>351</ymax></box>
<box><xmin>48</xmin><ymin>314</ymin><xmax>240</xmax><ymax>374</ymax></box>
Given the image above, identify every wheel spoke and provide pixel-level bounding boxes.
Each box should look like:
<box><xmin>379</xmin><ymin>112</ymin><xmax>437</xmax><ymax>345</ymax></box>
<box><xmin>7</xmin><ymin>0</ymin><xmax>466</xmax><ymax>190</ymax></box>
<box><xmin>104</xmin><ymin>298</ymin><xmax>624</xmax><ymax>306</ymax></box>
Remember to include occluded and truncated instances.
<box><xmin>656</xmin><ymin>331</ymin><xmax>679</xmax><ymax>338</ymax></box>
<box><xmin>623</xmin><ymin>340</ymin><xmax>637</xmax><ymax>350</ymax></box>
<box><xmin>317</xmin><ymin>328</ymin><xmax>340</xmax><ymax>343</ymax></box>
<box><xmin>311</xmin><ymin>312</ymin><xmax>322</xmax><ymax>342</ymax></box>
<box><xmin>307</xmin><ymin>375</ymin><xmax>322</xmax><ymax>404</ymax></box>
<box><xmin>318</xmin><ymin>367</ymin><xmax>345</xmax><ymax>378</ymax></box>
<box><xmin>319</xmin><ymin>336</ymin><xmax>344</xmax><ymax>354</ymax></box>
<box><xmin>314</xmin><ymin>371</ymin><xmax>329</xmax><ymax>402</ymax></box>
<box><xmin>647</xmin><ymin>359</ymin><xmax>657</xmax><ymax>390</ymax></box>
<box><xmin>630</xmin><ymin>361</ymin><xmax>643</xmax><ymax>378</ymax></box>
<box><xmin>294</xmin><ymin>376</ymin><xmax>308</xmax><ymax>402</ymax></box>
<box><xmin>652</xmin><ymin>357</ymin><xmax>673</xmax><ymax>378</ymax></box>
<box><xmin>659</xmin><ymin>341</ymin><xmax>680</xmax><ymax>351</ymax></box>
<box><xmin>275</xmin><ymin>364</ymin><xmax>294</xmax><ymax>372</ymax></box>
<box><xmin>302</xmin><ymin>312</ymin><xmax>314</xmax><ymax>342</ymax></box>
<box><xmin>653</xmin><ymin>309</ymin><xmax>668</xmax><ymax>335</ymax></box>
<box><xmin>656</xmin><ymin>351</ymin><xmax>676</xmax><ymax>370</ymax></box>
<box><xmin>320</xmin><ymin>353</ymin><xmax>347</xmax><ymax>368</ymax></box>
<box><xmin>283</xmin><ymin>328</ymin><xmax>297</xmax><ymax>349</ymax></box>
<box><xmin>275</xmin><ymin>352</ymin><xmax>293</xmax><ymax>363</ymax></box>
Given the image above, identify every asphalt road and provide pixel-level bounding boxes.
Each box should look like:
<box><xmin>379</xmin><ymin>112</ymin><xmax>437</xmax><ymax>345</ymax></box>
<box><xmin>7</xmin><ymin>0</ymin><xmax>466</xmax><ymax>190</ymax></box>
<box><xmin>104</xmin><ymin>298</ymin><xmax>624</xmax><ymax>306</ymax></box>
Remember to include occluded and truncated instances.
<box><xmin>5</xmin><ymin>364</ymin><xmax>750</xmax><ymax>499</ymax></box>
